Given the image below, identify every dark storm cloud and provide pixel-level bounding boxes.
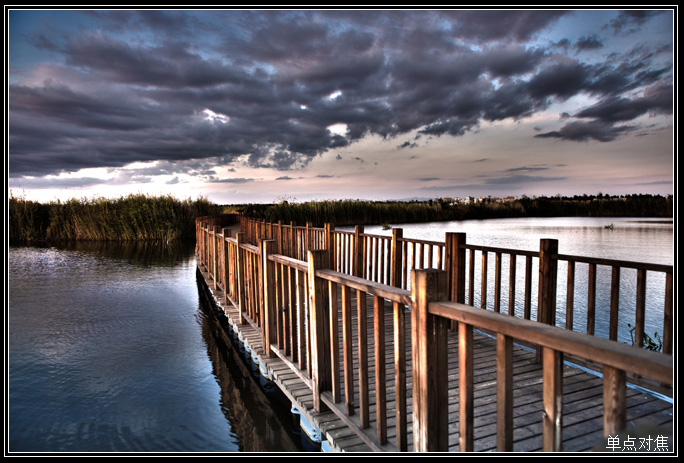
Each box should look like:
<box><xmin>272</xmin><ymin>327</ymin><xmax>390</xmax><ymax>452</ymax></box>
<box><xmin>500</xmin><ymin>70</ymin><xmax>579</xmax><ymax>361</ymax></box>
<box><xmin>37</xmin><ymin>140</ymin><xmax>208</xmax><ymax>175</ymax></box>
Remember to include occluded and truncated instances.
<box><xmin>8</xmin><ymin>9</ymin><xmax>673</xmax><ymax>179</ymax></box>
<box><xmin>575</xmin><ymin>35</ymin><xmax>604</xmax><ymax>52</ymax></box>
<box><xmin>534</xmin><ymin>120</ymin><xmax>635</xmax><ymax>142</ymax></box>
<box><xmin>607</xmin><ymin>10</ymin><xmax>665</xmax><ymax>35</ymax></box>
<box><xmin>534</xmin><ymin>81</ymin><xmax>672</xmax><ymax>142</ymax></box>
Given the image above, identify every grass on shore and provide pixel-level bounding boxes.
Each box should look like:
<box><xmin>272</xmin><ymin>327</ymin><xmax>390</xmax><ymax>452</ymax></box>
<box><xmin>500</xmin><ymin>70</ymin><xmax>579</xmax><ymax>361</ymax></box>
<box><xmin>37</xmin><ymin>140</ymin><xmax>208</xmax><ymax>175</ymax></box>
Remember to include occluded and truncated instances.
<box><xmin>9</xmin><ymin>192</ymin><xmax>225</xmax><ymax>243</ymax></box>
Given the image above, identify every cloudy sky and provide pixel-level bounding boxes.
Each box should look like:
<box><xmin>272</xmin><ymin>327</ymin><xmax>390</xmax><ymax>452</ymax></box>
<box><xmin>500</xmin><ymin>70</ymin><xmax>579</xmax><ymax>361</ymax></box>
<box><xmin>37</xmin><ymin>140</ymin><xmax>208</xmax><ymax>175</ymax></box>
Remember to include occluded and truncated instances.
<box><xmin>7</xmin><ymin>9</ymin><xmax>675</xmax><ymax>204</ymax></box>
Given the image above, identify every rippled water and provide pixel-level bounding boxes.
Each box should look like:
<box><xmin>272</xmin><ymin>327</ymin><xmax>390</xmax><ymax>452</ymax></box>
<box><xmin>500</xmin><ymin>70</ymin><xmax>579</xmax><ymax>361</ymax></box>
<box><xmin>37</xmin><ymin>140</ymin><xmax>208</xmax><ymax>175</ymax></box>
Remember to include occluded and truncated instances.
<box><xmin>8</xmin><ymin>241</ymin><xmax>303</xmax><ymax>453</ymax></box>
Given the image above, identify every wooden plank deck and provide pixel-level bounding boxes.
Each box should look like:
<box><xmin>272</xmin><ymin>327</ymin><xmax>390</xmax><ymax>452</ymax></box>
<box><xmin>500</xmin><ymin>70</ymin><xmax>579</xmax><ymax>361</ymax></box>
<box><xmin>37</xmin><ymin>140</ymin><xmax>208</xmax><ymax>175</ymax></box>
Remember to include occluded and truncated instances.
<box><xmin>198</xmin><ymin>266</ymin><xmax>674</xmax><ymax>453</ymax></box>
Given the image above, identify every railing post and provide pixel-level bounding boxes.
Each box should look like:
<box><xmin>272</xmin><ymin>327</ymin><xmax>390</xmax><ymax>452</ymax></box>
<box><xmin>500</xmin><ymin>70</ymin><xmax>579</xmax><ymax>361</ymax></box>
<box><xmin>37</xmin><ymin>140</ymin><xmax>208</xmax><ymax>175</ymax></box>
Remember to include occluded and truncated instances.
<box><xmin>411</xmin><ymin>269</ymin><xmax>449</xmax><ymax>452</ymax></box>
<box><xmin>325</xmin><ymin>223</ymin><xmax>335</xmax><ymax>270</ymax></box>
<box><xmin>308</xmin><ymin>249</ymin><xmax>331</xmax><ymax>412</ymax></box>
<box><xmin>537</xmin><ymin>239</ymin><xmax>558</xmax><ymax>363</ymax></box>
<box><xmin>235</xmin><ymin>232</ymin><xmax>246</xmax><ymax>325</ymax></box>
<box><xmin>222</xmin><ymin>227</ymin><xmax>233</xmax><ymax>303</ymax></box>
<box><xmin>446</xmin><ymin>232</ymin><xmax>467</xmax><ymax>303</ymax></box>
<box><xmin>276</xmin><ymin>220</ymin><xmax>283</xmax><ymax>254</ymax></box>
<box><xmin>261</xmin><ymin>240</ymin><xmax>277</xmax><ymax>358</ymax></box>
<box><xmin>538</xmin><ymin>238</ymin><xmax>559</xmax><ymax>326</ymax></box>
<box><xmin>213</xmin><ymin>225</ymin><xmax>221</xmax><ymax>290</ymax></box>
<box><xmin>391</xmin><ymin>228</ymin><xmax>403</xmax><ymax>288</ymax></box>
<box><xmin>306</xmin><ymin>222</ymin><xmax>312</xmax><ymax>254</ymax></box>
<box><xmin>354</xmin><ymin>225</ymin><xmax>365</xmax><ymax>278</ymax></box>
<box><xmin>445</xmin><ymin>232</ymin><xmax>466</xmax><ymax>331</ymax></box>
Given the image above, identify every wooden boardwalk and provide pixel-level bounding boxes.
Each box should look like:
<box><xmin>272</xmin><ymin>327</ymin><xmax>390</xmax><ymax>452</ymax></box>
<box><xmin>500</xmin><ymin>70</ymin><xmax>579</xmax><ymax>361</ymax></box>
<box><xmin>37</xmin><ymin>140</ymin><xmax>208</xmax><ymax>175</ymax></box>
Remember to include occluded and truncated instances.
<box><xmin>197</xmin><ymin>265</ymin><xmax>673</xmax><ymax>453</ymax></box>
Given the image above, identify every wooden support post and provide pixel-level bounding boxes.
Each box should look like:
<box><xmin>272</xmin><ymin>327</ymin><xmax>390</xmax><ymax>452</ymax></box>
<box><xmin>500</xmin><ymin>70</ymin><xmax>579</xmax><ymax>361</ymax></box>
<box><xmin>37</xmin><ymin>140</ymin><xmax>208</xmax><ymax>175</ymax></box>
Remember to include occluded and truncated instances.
<box><xmin>354</xmin><ymin>225</ymin><xmax>365</xmax><ymax>278</ymax></box>
<box><xmin>391</xmin><ymin>228</ymin><xmax>403</xmax><ymax>288</ymax></box>
<box><xmin>308</xmin><ymin>249</ymin><xmax>331</xmax><ymax>412</ymax></box>
<box><xmin>537</xmin><ymin>239</ymin><xmax>558</xmax><ymax>362</ymax></box>
<box><xmin>411</xmin><ymin>269</ymin><xmax>449</xmax><ymax>452</ymax></box>
<box><xmin>306</xmin><ymin>222</ymin><xmax>312</xmax><ymax>254</ymax></box>
<box><xmin>222</xmin><ymin>227</ymin><xmax>233</xmax><ymax>305</ymax></box>
<box><xmin>261</xmin><ymin>240</ymin><xmax>277</xmax><ymax>358</ymax></box>
<box><xmin>602</xmin><ymin>365</ymin><xmax>626</xmax><ymax>438</ymax></box>
<box><xmin>276</xmin><ymin>220</ymin><xmax>283</xmax><ymax>254</ymax></box>
<box><xmin>213</xmin><ymin>225</ymin><xmax>220</xmax><ymax>290</ymax></box>
<box><xmin>445</xmin><ymin>232</ymin><xmax>466</xmax><ymax>303</ymax></box>
<box><xmin>325</xmin><ymin>223</ymin><xmax>335</xmax><ymax>270</ymax></box>
<box><xmin>236</xmin><ymin>232</ymin><xmax>246</xmax><ymax>325</ymax></box>
<box><xmin>538</xmin><ymin>238</ymin><xmax>559</xmax><ymax>326</ymax></box>
<box><xmin>542</xmin><ymin>347</ymin><xmax>563</xmax><ymax>452</ymax></box>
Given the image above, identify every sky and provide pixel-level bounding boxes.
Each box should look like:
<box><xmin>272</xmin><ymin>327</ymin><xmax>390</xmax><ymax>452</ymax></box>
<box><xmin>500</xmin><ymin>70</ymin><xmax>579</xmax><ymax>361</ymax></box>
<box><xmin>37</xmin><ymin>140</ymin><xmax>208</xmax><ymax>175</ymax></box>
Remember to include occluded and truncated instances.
<box><xmin>6</xmin><ymin>8</ymin><xmax>675</xmax><ymax>205</ymax></box>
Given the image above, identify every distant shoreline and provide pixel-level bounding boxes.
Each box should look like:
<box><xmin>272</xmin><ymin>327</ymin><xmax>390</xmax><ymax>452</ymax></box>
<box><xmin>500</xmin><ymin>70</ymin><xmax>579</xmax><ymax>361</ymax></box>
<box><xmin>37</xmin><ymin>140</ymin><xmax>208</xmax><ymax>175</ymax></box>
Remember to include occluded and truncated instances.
<box><xmin>9</xmin><ymin>193</ymin><xmax>673</xmax><ymax>243</ymax></box>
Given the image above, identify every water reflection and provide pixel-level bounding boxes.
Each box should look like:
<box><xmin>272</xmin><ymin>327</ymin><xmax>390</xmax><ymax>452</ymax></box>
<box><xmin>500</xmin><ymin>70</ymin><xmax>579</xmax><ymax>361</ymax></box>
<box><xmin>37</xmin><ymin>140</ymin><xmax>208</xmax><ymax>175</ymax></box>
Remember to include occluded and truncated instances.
<box><xmin>8</xmin><ymin>241</ymin><xmax>303</xmax><ymax>453</ymax></box>
<box><xmin>196</xmin><ymin>276</ymin><xmax>303</xmax><ymax>452</ymax></box>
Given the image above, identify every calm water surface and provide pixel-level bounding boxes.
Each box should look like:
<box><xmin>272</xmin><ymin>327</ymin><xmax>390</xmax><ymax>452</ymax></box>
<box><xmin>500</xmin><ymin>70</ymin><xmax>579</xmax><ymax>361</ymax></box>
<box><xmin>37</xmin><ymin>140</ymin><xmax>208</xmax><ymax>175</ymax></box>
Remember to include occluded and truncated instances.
<box><xmin>8</xmin><ymin>241</ymin><xmax>302</xmax><ymax>453</ymax></box>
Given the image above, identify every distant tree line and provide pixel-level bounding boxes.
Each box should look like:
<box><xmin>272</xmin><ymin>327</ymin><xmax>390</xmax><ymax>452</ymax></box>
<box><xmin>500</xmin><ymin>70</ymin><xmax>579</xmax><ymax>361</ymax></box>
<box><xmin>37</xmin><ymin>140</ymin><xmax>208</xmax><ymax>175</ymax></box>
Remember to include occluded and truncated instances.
<box><xmin>236</xmin><ymin>194</ymin><xmax>674</xmax><ymax>228</ymax></box>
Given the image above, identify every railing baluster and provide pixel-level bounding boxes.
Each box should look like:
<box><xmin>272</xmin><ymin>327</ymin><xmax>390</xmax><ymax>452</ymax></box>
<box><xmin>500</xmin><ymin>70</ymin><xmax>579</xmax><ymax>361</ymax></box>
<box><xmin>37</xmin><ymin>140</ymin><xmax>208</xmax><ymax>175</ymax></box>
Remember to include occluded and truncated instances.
<box><xmin>357</xmin><ymin>289</ymin><xmax>369</xmax><ymax>428</ymax></box>
<box><xmin>587</xmin><ymin>263</ymin><xmax>597</xmax><ymax>335</ymax></box>
<box><xmin>542</xmin><ymin>347</ymin><xmax>563</xmax><ymax>452</ymax></box>
<box><xmin>342</xmin><ymin>284</ymin><xmax>354</xmax><ymax>415</ymax></box>
<box><xmin>609</xmin><ymin>266</ymin><xmax>620</xmax><ymax>341</ymax></box>
<box><xmin>374</xmin><ymin>295</ymin><xmax>387</xmax><ymax>444</ymax></box>
<box><xmin>602</xmin><ymin>365</ymin><xmax>626</xmax><ymax>438</ymax></box>
<box><xmin>494</xmin><ymin>252</ymin><xmax>502</xmax><ymax>313</ymax></box>
<box><xmin>459</xmin><ymin>320</ymin><xmax>474</xmax><ymax>451</ymax></box>
<box><xmin>481</xmin><ymin>250</ymin><xmax>488</xmax><ymax>309</ymax></box>
<box><xmin>308</xmin><ymin>249</ymin><xmax>331</xmax><ymax>412</ymax></box>
<box><xmin>393</xmin><ymin>301</ymin><xmax>407</xmax><ymax>451</ymax></box>
<box><xmin>497</xmin><ymin>333</ymin><xmax>513</xmax><ymax>451</ymax></box>
<box><xmin>508</xmin><ymin>254</ymin><xmax>516</xmax><ymax>316</ymax></box>
<box><xmin>566</xmin><ymin>261</ymin><xmax>575</xmax><ymax>330</ymax></box>
<box><xmin>329</xmin><ymin>281</ymin><xmax>340</xmax><ymax>403</ymax></box>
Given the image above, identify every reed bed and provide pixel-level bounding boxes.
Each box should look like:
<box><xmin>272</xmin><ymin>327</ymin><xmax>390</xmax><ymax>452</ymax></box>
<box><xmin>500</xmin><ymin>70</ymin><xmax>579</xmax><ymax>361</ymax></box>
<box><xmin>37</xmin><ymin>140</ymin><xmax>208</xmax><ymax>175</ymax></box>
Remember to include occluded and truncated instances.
<box><xmin>9</xmin><ymin>193</ymin><xmax>225</xmax><ymax>243</ymax></box>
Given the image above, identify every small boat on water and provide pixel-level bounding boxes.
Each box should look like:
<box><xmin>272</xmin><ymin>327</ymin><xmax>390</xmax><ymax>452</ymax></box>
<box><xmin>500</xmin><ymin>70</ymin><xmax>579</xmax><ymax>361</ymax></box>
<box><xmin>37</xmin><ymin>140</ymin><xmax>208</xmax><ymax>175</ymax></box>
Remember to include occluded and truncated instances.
<box><xmin>605</xmin><ymin>223</ymin><xmax>615</xmax><ymax>229</ymax></box>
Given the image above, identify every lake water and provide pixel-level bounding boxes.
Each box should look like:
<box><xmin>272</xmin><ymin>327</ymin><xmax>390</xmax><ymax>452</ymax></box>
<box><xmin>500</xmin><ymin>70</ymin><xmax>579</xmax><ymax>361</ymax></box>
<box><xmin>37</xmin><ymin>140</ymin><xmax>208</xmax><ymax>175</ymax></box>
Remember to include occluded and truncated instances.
<box><xmin>8</xmin><ymin>241</ymin><xmax>304</xmax><ymax>454</ymax></box>
<box><xmin>8</xmin><ymin>217</ymin><xmax>674</xmax><ymax>453</ymax></box>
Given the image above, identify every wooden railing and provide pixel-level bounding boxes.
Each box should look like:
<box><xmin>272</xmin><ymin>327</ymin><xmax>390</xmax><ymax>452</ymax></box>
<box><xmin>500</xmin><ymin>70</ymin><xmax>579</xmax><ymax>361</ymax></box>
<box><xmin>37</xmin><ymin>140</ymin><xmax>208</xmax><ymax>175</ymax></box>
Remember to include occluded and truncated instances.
<box><xmin>239</xmin><ymin>217</ymin><xmax>673</xmax><ymax>356</ymax></box>
<box><xmin>412</xmin><ymin>268</ymin><xmax>673</xmax><ymax>451</ymax></box>
<box><xmin>198</xmin><ymin>215</ymin><xmax>674</xmax><ymax>452</ymax></box>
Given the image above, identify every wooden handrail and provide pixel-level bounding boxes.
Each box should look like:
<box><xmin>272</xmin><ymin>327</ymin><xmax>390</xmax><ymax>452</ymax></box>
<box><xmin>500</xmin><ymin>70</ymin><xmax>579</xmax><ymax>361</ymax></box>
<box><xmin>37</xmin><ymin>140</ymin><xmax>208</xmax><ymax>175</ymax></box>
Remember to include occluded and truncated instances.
<box><xmin>427</xmin><ymin>299</ymin><xmax>672</xmax><ymax>383</ymax></box>
<box><xmin>411</xmin><ymin>268</ymin><xmax>673</xmax><ymax>452</ymax></box>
